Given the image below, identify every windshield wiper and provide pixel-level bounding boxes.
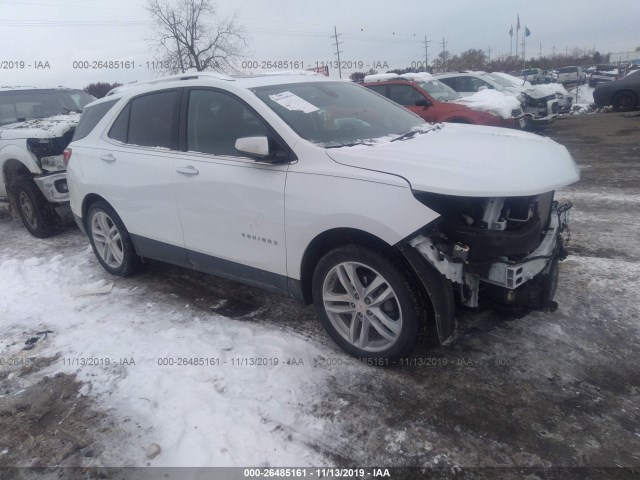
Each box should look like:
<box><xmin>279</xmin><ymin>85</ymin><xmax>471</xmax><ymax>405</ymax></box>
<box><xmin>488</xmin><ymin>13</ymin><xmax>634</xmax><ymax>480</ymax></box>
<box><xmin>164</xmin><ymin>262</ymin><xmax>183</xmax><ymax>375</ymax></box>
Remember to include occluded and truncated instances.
<box><xmin>326</xmin><ymin>141</ymin><xmax>374</xmax><ymax>148</ymax></box>
<box><xmin>391</xmin><ymin>130</ymin><xmax>420</xmax><ymax>142</ymax></box>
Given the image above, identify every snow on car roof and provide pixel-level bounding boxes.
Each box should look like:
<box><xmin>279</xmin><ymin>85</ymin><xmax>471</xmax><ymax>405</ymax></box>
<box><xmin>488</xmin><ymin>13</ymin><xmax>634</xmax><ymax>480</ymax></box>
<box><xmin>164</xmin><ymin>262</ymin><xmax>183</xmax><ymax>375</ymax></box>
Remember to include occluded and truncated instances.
<box><xmin>363</xmin><ymin>72</ymin><xmax>434</xmax><ymax>83</ymax></box>
<box><xmin>363</xmin><ymin>73</ymin><xmax>400</xmax><ymax>82</ymax></box>
<box><xmin>398</xmin><ymin>72</ymin><xmax>433</xmax><ymax>82</ymax></box>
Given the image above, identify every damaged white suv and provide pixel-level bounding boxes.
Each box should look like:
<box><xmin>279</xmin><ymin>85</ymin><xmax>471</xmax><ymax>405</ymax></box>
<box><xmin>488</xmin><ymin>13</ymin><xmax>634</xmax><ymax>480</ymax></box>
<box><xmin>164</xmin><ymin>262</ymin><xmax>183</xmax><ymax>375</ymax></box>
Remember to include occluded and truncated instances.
<box><xmin>0</xmin><ymin>87</ymin><xmax>94</xmax><ymax>237</ymax></box>
<box><xmin>66</xmin><ymin>72</ymin><xmax>579</xmax><ymax>360</ymax></box>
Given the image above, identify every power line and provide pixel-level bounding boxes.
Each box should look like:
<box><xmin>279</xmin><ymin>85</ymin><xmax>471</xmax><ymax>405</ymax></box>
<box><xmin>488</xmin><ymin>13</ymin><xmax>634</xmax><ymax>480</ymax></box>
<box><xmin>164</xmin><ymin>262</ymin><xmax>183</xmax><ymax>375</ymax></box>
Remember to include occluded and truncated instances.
<box><xmin>331</xmin><ymin>26</ymin><xmax>343</xmax><ymax>79</ymax></box>
<box><xmin>440</xmin><ymin>36</ymin><xmax>447</xmax><ymax>71</ymax></box>
<box><xmin>422</xmin><ymin>35</ymin><xmax>430</xmax><ymax>68</ymax></box>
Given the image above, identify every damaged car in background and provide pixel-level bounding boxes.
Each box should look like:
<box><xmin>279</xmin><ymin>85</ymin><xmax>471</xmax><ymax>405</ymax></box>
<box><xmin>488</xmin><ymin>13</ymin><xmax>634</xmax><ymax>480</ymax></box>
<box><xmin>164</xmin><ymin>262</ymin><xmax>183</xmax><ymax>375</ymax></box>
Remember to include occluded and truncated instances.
<box><xmin>66</xmin><ymin>72</ymin><xmax>579</xmax><ymax>361</ymax></box>
<box><xmin>0</xmin><ymin>87</ymin><xmax>95</xmax><ymax>237</ymax></box>
<box><xmin>362</xmin><ymin>72</ymin><xmax>526</xmax><ymax>129</ymax></box>
<box><xmin>436</xmin><ymin>71</ymin><xmax>571</xmax><ymax>126</ymax></box>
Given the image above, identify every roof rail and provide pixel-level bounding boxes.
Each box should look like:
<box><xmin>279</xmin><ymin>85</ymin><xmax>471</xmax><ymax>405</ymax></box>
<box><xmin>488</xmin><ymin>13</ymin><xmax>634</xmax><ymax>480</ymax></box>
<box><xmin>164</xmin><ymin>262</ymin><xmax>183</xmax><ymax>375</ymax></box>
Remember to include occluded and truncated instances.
<box><xmin>106</xmin><ymin>71</ymin><xmax>234</xmax><ymax>96</ymax></box>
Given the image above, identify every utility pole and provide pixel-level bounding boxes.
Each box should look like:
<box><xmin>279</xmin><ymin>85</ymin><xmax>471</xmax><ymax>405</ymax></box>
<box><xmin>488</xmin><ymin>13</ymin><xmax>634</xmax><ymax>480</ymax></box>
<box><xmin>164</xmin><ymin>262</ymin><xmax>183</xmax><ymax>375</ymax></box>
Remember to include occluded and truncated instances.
<box><xmin>331</xmin><ymin>26</ymin><xmax>343</xmax><ymax>78</ymax></box>
<box><xmin>440</xmin><ymin>36</ymin><xmax>447</xmax><ymax>72</ymax></box>
<box><xmin>539</xmin><ymin>42</ymin><xmax>542</xmax><ymax>58</ymax></box>
<box><xmin>552</xmin><ymin>44</ymin><xmax>556</xmax><ymax>58</ymax></box>
<box><xmin>487</xmin><ymin>45</ymin><xmax>492</xmax><ymax>63</ymax></box>
<box><xmin>565</xmin><ymin>46</ymin><xmax>569</xmax><ymax>57</ymax></box>
<box><xmin>422</xmin><ymin>35</ymin><xmax>430</xmax><ymax>70</ymax></box>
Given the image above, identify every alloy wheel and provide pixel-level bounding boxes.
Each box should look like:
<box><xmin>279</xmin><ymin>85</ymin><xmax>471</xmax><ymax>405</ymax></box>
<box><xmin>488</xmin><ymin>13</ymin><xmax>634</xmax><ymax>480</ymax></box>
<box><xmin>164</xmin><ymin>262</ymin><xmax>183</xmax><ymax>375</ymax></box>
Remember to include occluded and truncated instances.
<box><xmin>322</xmin><ymin>261</ymin><xmax>402</xmax><ymax>352</ymax></box>
<box><xmin>91</xmin><ymin>211</ymin><xmax>124</xmax><ymax>268</ymax></box>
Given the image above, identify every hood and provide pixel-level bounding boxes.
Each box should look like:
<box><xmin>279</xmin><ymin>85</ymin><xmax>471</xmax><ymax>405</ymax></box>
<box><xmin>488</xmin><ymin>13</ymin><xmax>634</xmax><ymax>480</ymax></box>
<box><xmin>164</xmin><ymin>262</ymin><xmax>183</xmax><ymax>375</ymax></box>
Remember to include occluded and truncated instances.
<box><xmin>0</xmin><ymin>113</ymin><xmax>80</xmax><ymax>140</ymax></box>
<box><xmin>451</xmin><ymin>89</ymin><xmax>522</xmax><ymax>119</ymax></box>
<box><xmin>325</xmin><ymin>124</ymin><xmax>580</xmax><ymax>197</ymax></box>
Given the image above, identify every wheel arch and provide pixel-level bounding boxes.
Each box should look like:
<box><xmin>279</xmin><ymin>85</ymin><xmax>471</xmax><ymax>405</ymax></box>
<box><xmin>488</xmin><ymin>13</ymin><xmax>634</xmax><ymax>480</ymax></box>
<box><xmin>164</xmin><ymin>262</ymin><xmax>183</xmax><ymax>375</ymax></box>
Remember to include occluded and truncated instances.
<box><xmin>2</xmin><ymin>158</ymin><xmax>33</xmax><ymax>188</ymax></box>
<box><xmin>81</xmin><ymin>193</ymin><xmax>115</xmax><ymax>229</ymax></box>
<box><xmin>298</xmin><ymin>228</ymin><xmax>399</xmax><ymax>304</ymax></box>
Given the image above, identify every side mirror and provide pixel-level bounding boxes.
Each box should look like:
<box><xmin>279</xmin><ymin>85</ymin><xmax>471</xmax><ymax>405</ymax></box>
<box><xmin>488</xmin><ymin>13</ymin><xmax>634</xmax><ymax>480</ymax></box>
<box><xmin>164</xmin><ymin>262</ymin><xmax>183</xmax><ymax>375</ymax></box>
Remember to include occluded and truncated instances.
<box><xmin>478</xmin><ymin>85</ymin><xmax>488</xmax><ymax>91</ymax></box>
<box><xmin>235</xmin><ymin>136</ymin><xmax>270</xmax><ymax>159</ymax></box>
<box><xmin>415</xmin><ymin>98</ymin><xmax>432</xmax><ymax>107</ymax></box>
<box><xmin>235</xmin><ymin>136</ymin><xmax>289</xmax><ymax>164</ymax></box>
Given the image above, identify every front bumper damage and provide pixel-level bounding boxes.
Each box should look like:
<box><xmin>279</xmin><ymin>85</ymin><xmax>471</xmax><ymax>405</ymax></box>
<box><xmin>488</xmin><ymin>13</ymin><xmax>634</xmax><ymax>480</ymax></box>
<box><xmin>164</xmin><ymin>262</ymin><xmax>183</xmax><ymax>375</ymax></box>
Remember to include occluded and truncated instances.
<box><xmin>523</xmin><ymin>98</ymin><xmax>559</xmax><ymax>126</ymax></box>
<box><xmin>409</xmin><ymin>200</ymin><xmax>573</xmax><ymax>317</ymax></box>
<box><xmin>33</xmin><ymin>172</ymin><xmax>69</xmax><ymax>203</ymax></box>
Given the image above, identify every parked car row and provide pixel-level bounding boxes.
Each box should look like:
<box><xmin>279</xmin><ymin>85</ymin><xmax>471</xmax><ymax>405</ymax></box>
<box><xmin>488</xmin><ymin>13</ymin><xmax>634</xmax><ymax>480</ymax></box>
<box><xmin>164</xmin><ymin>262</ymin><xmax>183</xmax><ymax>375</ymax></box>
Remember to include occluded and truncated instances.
<box><xmin>435</xmin><ymin>71</ymin><xmax>568</xmax><ymax>125</ymax></box>
<box><xmin>362</xmin><ymin>73</ymin><xmax>525</xmax><ymax>129</ymax></box>
<box><xmin>1</xmin><ymin>71</ymin><xmax>581</xmax><ymax>361</ymax></box>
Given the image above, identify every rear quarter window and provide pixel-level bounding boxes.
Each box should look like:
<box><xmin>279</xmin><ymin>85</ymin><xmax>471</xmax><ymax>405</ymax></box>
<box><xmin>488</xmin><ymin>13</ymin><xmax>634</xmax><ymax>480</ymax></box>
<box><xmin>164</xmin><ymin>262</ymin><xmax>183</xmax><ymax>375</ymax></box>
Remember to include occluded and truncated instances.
<box><xmin>73</xmin><ymin>99</ymin><xmax>119</xmax><ymax>141</ymax></box>
<box><xmin>107</xmin><ymin>90</ymin><xmax>179</xmax><ymax>149</ymax></box>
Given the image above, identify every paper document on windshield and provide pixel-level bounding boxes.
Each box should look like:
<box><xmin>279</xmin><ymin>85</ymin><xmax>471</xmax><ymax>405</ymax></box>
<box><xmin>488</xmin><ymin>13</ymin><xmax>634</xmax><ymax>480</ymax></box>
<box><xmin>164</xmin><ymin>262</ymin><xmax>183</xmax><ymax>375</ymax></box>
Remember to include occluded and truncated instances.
<box><xmin>269</xmin><ymin>91</ymin><xmax>319</xmax><ymax>113</ymax></box>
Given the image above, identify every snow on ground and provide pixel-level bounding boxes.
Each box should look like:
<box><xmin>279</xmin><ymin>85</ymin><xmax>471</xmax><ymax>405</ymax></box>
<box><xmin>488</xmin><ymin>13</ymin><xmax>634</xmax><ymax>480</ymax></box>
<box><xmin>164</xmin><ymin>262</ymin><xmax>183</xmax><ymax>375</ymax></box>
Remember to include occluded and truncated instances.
<box><xmin>451</xmin><ymin>89</ymin><xmax>521</xmax><ymax>119</ymax></box>
<box><xmin>566</xmin><ymin>84</ymin><xmax>596</xmax><ymax>114</ymax></box>
<box><xmin>0</xmin><ymin>244</ymin><xmax>334</xmax><ymax>466</ymax></box>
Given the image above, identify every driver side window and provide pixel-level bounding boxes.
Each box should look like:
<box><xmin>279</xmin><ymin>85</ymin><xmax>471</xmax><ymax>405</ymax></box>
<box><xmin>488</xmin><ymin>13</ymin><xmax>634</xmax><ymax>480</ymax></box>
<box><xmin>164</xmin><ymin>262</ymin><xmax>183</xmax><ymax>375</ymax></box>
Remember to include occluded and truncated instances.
<box><xmin>187</xmin><ymin>89</ymin><xmax>269</xmax><ymax>157</ymax></box>
<box><xmin>388</xmin><ymin>85</ymin><xmax>425</xmax><ymax>106</ymax></box>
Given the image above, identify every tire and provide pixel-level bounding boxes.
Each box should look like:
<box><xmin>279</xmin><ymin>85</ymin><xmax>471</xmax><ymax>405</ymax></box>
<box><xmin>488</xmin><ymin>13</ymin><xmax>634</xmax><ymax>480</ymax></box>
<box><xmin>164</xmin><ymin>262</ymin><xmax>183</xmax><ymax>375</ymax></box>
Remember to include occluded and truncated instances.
<box><xmin>311</xmin><ymin>245</ymin><xmax>425</xmax><ymax>361</ymax></box>
<box><xmin>611</xmin><ymin>91</ymin><xmax>637</xmax><ymax>112</ymax></box>
<box><xmin>12</xmin><ymin>179</ymin><xmax>58</xmax><ymax>238</ymax></box>
<box><xmin>86</xmin><ymin>201</ymin><xmax>140</xmax><ymax>276</ymax></box>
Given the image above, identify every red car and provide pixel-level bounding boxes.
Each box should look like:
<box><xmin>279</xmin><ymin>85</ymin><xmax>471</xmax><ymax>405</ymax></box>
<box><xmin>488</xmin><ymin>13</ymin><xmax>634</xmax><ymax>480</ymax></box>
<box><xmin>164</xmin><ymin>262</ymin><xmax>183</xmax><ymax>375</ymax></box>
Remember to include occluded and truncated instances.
<box><xmin>363</xmin><ymin>78</ymin><xmax>522</xmax><ymax>128</ymax></box>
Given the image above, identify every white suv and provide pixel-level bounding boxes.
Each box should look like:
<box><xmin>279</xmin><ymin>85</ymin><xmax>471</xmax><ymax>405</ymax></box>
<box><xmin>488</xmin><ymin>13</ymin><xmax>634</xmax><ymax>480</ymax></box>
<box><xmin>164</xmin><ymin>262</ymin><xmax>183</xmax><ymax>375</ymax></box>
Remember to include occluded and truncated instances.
<box><xmin>66</xmin><ymin>72</ymin><xmax>579</xmax><ymax>360</ymax></box>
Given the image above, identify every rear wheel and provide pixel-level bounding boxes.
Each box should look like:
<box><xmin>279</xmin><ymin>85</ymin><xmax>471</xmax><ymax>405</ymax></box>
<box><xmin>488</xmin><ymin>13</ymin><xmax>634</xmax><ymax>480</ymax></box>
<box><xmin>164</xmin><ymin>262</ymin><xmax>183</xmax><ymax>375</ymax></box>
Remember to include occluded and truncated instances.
<box><xmin>312</xmin><ymin>245</ymin><xmax>425</xmax><ymax>361</ymax></box>
<box><xmin>12</xmin><ymin>179</ymin><xmax>58</xmax><ymax>238</ymax></box>
<box><xmin>87</xmin><ymin>201</ymin><xmax>140</xmax><ymax>276</ymax></box>
<box><xmin>611</xmin><ymin>91</ymin><xmax>637</xmax><ymax>112</ymax></box>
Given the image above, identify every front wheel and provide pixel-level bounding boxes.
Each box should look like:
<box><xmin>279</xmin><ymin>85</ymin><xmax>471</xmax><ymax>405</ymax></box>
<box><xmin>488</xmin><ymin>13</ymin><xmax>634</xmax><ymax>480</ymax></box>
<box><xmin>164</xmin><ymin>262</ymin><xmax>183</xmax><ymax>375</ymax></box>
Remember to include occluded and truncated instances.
<box><xmin>12</xmin><ymin>179</ymin><xmax>58</xmax><ymax>238</ymax></box>
<box><xmin>312</xmin><ymin>245</ymin><xmax>425</xmax><ymax>360</ymax></box>
<box><xmin>86</xmin><ymin>201</ymin><xmax>140</xmax><ymax>276</ymax></box>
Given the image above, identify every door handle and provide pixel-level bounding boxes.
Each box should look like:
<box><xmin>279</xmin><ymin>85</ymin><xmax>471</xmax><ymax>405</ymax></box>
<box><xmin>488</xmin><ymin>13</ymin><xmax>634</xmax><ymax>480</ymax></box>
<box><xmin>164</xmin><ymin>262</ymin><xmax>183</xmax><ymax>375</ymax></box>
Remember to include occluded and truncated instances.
<box><xmin>100</xmin><ymin>154</ymin><xmax>116</xmax><ymax>163</ymax></box>
<box><xmin>176</xmin><ymin>166</ymin><xmax>199</xmax><ymax>176</ymax></box>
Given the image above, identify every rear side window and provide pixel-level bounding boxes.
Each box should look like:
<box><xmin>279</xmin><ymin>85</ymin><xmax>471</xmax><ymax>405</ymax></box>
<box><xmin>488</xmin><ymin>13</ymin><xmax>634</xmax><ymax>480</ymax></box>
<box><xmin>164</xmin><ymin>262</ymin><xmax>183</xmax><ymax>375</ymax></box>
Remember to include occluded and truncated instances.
<box><xmin>366</xmin><ymin>85</ymin><xmax>387</xmax><ymax>96</ymax></box>
<box><xmin>73</xmin><ymin>99</ymin><xmax>118</xmax><ymax>141</ymax></box>
<box><xmin>108</xmin><ymin>90</ymin><xmax>178</xmax><ymax>149</ymax></box>
<box><xmin>388</xmin><ymin>84</ymin><xmax>424</xmax><ymax>106</ymax></box>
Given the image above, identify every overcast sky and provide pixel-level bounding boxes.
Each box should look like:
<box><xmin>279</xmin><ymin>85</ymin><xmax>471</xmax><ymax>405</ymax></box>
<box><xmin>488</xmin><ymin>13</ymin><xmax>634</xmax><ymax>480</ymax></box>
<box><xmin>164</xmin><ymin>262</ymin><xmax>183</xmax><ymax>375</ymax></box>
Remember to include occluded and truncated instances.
<box><xmin>0</xmin><ymin>0</ymin><xmax>638</xmax><ymax>88</ymax></box>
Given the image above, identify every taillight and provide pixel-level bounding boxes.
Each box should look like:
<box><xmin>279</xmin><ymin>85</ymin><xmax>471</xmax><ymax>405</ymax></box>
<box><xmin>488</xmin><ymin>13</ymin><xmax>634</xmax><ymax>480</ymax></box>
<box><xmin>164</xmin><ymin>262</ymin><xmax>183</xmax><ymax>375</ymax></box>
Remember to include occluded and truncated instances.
<box><xmin>63</xmin><ymin>148</ymin><xmax>72</xmax><ymax>167</ymax></box>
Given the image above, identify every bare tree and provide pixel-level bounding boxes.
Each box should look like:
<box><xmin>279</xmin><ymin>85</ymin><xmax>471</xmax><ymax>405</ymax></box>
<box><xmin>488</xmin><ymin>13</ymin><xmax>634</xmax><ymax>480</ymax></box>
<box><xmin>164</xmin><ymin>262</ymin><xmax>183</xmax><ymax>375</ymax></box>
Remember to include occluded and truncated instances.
<box><xmin>146</xmin><ymin>0</ymin><xmax>246</xmax><ymax>74</ymax></box>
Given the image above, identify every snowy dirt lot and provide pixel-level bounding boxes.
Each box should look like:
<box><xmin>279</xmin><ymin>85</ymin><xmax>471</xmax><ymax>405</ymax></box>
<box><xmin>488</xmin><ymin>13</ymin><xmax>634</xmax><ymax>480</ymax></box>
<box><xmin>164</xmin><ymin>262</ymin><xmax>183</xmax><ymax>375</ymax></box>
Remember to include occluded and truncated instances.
<box><xmin>1</xmin><ymin>112</ymin><xmax>640</xmax><ymax>477</ymax></box>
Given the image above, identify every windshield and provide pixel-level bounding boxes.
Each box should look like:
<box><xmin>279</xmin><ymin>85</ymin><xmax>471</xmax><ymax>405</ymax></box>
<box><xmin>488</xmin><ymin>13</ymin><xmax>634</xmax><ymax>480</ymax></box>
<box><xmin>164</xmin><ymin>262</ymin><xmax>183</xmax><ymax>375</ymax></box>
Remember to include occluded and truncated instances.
<box><xmin>418</xmin><ymin>80</ymin><xmax>460</xmax><ymax>101</ymax></box>
<box><xmin>253</xmin><ymin>81</ymin><xmax>423</xmax><ymax>148</ymax></box>
<box><xmin>482</xmin><ymin>73</ymin><xmax>518</xmax><ymax>87</ymax></box>
<box><xmin>0</xmin><ymin>89</ymin><xmax>95</xmax><ymax>126</ymax></box>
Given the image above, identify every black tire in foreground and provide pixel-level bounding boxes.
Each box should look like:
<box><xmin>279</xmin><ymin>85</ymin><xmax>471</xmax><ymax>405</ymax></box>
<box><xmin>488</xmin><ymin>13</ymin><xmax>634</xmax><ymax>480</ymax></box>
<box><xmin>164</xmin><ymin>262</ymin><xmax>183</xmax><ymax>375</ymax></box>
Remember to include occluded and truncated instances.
<box><xmin>86</xmin><ymin>201</ymin><xmax>141</xmax><ymax>276</ymax></box>
<box><xmin>312</xmin><ymin>244</ymin><xmax>426</xmax><ymax>361</ymax></box>
<box><xmin>611</xmin><ymin>91</ymin><xmax>638</xmax><ymax>112</ymax></box>
<box><xmin>12</xmin><ymin>179</ymin><xmax>59</xmax><ymax>238</ymax></box>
